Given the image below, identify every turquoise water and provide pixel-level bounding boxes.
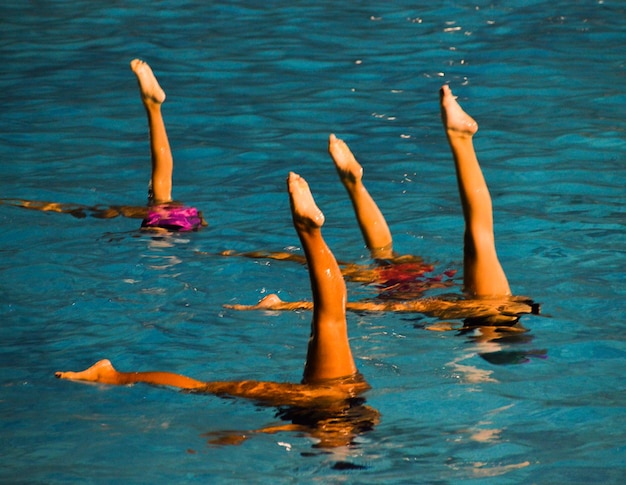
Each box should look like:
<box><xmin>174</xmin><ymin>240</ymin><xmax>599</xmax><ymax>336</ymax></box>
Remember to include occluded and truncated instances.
<box><xmin>1</xmin><ymin>1</ymin><xmax>625</xmax><ymax>483</ymax></box>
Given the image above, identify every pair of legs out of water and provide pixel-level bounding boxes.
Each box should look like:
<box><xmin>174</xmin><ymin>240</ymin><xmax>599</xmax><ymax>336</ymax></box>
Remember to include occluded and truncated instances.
<box><xmin>241</xmin><ymin>87</ymin><xmax>510</xmax><ymax>299</ymax></box>
<box><xmin>333</xmin><ymin>87</ymin><xmax>510</xmax><ymax>298</ymax></box>
<box><xmin>57</xmin><ymin>77</ymin><xmax>513</xmax><ymax>405</ymax></box>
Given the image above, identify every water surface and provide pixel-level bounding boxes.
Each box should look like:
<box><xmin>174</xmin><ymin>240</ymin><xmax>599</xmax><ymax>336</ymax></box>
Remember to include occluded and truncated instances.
<box><xmin>1</xmin><ymin>1</ymin><xmax>625</xmax><ymax>483</ymax></box>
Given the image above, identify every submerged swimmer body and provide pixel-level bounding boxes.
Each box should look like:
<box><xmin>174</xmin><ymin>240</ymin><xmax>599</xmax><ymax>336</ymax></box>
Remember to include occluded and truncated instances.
<box><xmin>2</xmin><ymin>60</ymin><xmax>206</xmax><ymax>233</ymax></box>
<box><xmin>56</xmin><ymin>172</ymin><xmax>379</xmax><ymax>448</ymax></box>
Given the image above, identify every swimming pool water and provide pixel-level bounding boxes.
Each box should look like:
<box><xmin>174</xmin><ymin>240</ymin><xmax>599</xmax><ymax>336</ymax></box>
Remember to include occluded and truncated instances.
<box><xmin>1</xmin><ymin>1</ymin><xmax>625</xmax><ymax>483</ymax></box>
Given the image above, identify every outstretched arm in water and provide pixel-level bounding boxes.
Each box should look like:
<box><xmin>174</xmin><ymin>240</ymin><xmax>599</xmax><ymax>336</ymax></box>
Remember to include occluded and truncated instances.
<box><xmin>225</xmin><ymin>292</ymin><xmax>536</xmax><ymax>325</ymax></box>
<box><xmin>0</xmin><ymin>199</ymin><xmax>147</xmax><ymax>220</ymax></box>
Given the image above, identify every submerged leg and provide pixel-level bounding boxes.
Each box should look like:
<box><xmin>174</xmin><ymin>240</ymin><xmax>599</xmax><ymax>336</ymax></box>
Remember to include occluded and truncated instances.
<box><xmin>287</xmin><ymin>172</ymin><xmax>358</xmax><ymax>383</ymax></box>
<box><xmin>131</xmin><ymin>59</ymin><xmax>173</xmax><ymax>204</ymax></box>
<box><xmin>440</xmin><ymin>85</ymin><xmax>511</xmax><ymax>297</ymax></box>
<box><xmin>329</xmin><ymin>134</ymin><xmax>394</xmax><ymax>259</ymax></box>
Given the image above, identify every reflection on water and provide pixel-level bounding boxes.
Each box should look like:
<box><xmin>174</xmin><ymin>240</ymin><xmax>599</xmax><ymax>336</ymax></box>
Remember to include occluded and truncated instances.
<box><xmin>204</xmin><ymin>396</ymin><xmax>380</xmax><ymax>454</ymax></box>
<box><xmin>447</xmin><ymin>317</ymin><xmax>548</xmax><ymax>384</ymax></box>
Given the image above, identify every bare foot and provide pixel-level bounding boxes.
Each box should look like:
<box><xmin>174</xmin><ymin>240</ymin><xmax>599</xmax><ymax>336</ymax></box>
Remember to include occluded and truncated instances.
<box><xmin>439</xmin><ymin>85</ymin><xmax>478</xmax><ymax>137</ymax></box>
<box><xmin>55</xmin><ymin>359</ymin><xmax>119</xmax><ymax>384</ymax></box>
<box><xmin>328</xmin><ymin>134</ymin><xmax>363</xmax><ymax>186</ymax></box>
<box><xmin>130</xmin><ymin>59</ymin><xmax>166</xmax><ymax>105</ymax></box>
<box><xmin>287</xmin><ymin>172</ymin><xmax>325</xmax><ymax>230</ymax></box>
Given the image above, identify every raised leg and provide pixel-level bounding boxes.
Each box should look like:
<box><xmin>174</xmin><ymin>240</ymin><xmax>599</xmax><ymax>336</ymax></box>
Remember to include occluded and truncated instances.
<box><xmin>287</xmin><ymin>172</ymin><xmax>358</xmax><ymax>383</ymax></box>
<box><xmin>440</xmin><ymin>85</ymin><xmax>511</xmax><ymax>297</ymax></box>
<box><xmin>130</xmin><ymin>59</ymin><xmax>173</xmax><ymax>204</ymax></box>
<box><xmin>329</xmin><ymin>134</ymin><xmax>394</xmax><ymax>260</ymax></box>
